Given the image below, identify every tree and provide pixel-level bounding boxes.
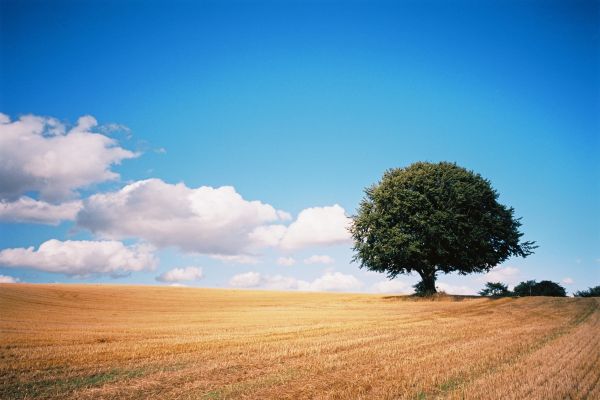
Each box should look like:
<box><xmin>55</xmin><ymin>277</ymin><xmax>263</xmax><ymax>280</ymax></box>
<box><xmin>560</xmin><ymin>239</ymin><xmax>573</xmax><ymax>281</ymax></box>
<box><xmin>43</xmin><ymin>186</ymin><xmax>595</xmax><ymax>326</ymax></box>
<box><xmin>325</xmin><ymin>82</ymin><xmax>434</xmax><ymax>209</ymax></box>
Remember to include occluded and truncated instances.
<box><xmin>534</xmin><ymin>280</ymin><xmax>567</xmax><ymax>297</ymax></box>
<box><xmin>350</xmin><ymin>162</ymin><xmax>536</xmax><ymax>295</ymax></box>
<box><xmin>573</xmin><ymin>286</ymin><xmax>600</xmax><ymax>297</ymax></box>
<box><xmin>512</xmin><ymin>280</ymin><xmax>537</xmax><ymax>296</ymax></box>
<box><xmin>479</xmin><ymin>282</ymin><xmax>511</xmax><ymax>297</ymax></box>
<box><xmin>513</xmin><ymin>280</ymin><xmax>566</xmax><ymax>297</ymax></box>
<box><xmin>413</xmin><ymin>280</ymin><xmax>437</xmax><ymax>297</ymax></box>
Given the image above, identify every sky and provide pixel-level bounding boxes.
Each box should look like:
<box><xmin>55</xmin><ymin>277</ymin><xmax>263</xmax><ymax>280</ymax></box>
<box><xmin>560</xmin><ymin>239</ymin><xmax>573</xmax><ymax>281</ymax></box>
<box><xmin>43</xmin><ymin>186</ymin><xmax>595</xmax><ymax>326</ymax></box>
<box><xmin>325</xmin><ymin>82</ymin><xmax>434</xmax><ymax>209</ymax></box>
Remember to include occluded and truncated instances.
<box><xmin>0</xmin><ymin>0</ymin><xmax>598</xmax><ymax>294</ymax></box>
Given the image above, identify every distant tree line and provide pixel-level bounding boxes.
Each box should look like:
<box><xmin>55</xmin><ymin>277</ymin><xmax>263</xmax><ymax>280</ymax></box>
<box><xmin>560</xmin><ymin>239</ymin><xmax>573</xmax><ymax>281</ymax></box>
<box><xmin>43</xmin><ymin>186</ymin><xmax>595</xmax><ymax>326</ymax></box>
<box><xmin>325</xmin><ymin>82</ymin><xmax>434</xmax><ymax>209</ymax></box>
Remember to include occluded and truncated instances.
<box><xmin>573</xmin><ymin>286</ymin><xmax>600</xmax><ymax>297</ymax></box>
<box><xmin>478</xmin><ymin>280</ymin><xmax>600</xmax><ymax>298</ymax></box>
<box><xmin>479</xmin><ymin>281</ymin><xmax>600</xmax><ymax>298</ymax></box>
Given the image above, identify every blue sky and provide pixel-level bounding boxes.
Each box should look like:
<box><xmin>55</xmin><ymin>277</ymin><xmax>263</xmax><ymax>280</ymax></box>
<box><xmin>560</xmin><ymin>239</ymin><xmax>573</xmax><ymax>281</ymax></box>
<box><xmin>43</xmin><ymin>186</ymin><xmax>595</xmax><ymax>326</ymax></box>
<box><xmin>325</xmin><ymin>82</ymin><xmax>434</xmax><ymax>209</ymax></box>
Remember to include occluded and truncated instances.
<box><xmin>0</xmin><ymin>0</ymin><xmax>598</xmax><ymax>294</ymax></box>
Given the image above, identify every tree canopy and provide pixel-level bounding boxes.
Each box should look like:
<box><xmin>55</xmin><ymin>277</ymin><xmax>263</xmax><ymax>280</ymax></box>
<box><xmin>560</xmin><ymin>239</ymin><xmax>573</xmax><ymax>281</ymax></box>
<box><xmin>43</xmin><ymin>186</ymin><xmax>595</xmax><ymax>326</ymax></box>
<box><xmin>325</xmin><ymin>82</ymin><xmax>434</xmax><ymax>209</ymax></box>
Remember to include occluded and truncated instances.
<box><xmin>574</xmin><ymin>286</ymin><xmax>600</xmax><ymax>297</ymax></box>
<box><xmin>479</xmin><ymin>282</ymin><xmax>511</xmax><ymax>297</ymax></box>
<box><xmin>513</xmin><ymin>280</ymin><xmax>566</xmax><ymax>297</ymax></box>
<box><xmin>350</xmin><ymin>162</ymin><xmax>536</xmax><ymax>294</ymax></box>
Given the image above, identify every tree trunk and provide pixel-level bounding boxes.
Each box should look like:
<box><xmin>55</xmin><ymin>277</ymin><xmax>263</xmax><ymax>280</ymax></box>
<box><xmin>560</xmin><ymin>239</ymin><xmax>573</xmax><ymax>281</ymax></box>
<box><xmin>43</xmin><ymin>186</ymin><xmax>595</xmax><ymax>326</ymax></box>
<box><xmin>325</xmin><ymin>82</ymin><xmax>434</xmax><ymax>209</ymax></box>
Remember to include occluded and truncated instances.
<box><xmin>418</xmin><ymin>270</ymin><xmax>437</xmax><ymax>295</ymax></box>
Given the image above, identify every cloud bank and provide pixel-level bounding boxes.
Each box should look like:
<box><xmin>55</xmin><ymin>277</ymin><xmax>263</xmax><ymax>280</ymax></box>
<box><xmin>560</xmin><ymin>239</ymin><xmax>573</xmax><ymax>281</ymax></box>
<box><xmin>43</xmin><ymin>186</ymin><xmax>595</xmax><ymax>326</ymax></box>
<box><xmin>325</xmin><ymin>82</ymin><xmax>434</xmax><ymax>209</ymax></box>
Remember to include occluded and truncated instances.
<box><xmin>77</xmin><ymin>179</ymin><xmax>351</xmax><ymax>256</ymax></box>
<box><xmin>371</xmin><ymin>279</ymin><xmax>412</xmax><ymax>294</ymax></box>
<box><xmin>228</xmin><ymin>271</ymin><xmax>363</xmax><ymax>292</ymax></box>
<box><xmin>479</xmin><ymin>266</ymin><xmax>521</xmax><ymax>286</ymax></box>
<box><xmin>156</xmin><ymin>266</ymin><xmax>203</xmax><ymax>283</ymax></box>
<box><xmin>0</xmin><ymin>113</ymin><xmax>354</xmax><ymax>282</ymax></box>
<box><xmin>0</xmin><ymin>113</ymin><xmax>137</xmax><ymax>201</ymax></box>
<box><xmin>303</xmin><ymin>255</ymin><xmax>335</xmax><ymax>265</ymax></box>
<box><xmin>0</xmin><ymin>239</ymin><xmax>156</xmax><ymax>277</ymax></box>
<box><xmin>77</xmin><ymin>179</ymin><xmax>291</xmax><ymax>255</ymax></box>
<box><xmin>0</xmin><ymin>274</ymin><xmax>19</xmax><ymax>283</ymax></box>
<box><xmin>0</xmin><ymin>197</ymin><xmax>82</xmax><ymax>225</ymax></box>
<box><xmin>277</xmin><ymin>257</ymin><xmax>296</xmax><ymax>266</ymax></box>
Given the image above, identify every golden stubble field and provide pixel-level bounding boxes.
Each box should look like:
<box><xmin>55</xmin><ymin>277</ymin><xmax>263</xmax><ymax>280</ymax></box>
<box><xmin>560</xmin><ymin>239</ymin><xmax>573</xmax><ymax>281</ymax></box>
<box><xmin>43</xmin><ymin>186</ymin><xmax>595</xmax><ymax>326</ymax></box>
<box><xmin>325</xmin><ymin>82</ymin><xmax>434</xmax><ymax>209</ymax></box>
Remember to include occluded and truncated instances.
<box><xmin>0</xmin><ymin>284</ymin><xmax>598</xmax><ymax>399</ymax></box>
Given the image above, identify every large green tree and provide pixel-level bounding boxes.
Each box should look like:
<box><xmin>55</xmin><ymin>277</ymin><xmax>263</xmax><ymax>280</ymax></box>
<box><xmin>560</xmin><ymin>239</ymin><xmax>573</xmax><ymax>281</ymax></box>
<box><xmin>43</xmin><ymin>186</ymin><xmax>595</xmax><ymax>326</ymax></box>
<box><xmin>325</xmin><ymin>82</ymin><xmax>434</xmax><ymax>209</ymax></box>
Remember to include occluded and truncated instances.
<box><xmin>513</xmin><ymin>280</ymin><xmax>566</xmax><ymax>297</ymax></box>
<box><xmin>350</xmin><ymin>162</ymin><xmax>536</xmax><ymax>295</ymax></box>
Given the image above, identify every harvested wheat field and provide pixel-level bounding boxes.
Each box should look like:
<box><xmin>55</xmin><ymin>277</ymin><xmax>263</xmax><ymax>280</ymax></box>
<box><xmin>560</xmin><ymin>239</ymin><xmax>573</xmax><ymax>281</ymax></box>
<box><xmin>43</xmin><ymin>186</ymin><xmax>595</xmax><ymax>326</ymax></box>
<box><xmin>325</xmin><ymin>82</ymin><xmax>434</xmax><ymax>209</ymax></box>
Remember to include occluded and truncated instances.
<box><xmin>0</xmin><ymin>284</ymin><xmax>598</xmax><ymax>399</ymax></box>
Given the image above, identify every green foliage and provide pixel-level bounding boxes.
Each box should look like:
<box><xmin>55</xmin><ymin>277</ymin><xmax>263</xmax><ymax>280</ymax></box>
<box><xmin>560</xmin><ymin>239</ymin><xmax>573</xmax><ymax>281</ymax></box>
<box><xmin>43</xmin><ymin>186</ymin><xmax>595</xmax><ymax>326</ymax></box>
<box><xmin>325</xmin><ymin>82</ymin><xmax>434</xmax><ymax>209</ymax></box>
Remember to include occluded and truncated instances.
<box><xmin>350</xmin><ymin>162</ymin><xmax>536</xmax><ymax>293</ymax></box>
<box><xmin>479</xmin><ymin>282</ymin><xmax>511</xmax><ymax>297</ymax></box>
<box><xmin>512</xmin><ymin>280</ymin><xmax>536</xmax><ymax>296</ymax></box>
<box><xmin>413</xmin><ymin>280</ymin><xmax>436</xmax><ymax>297</ymax></box>
<box><xmin>513</xmin><ymin>280</ymin><xmax>566</xmax><ymax>297</ymax></box>
<box><xmin>574</xmin><ymin>286</ymin><xmax>600</xmax><ymax>297</ymax></box>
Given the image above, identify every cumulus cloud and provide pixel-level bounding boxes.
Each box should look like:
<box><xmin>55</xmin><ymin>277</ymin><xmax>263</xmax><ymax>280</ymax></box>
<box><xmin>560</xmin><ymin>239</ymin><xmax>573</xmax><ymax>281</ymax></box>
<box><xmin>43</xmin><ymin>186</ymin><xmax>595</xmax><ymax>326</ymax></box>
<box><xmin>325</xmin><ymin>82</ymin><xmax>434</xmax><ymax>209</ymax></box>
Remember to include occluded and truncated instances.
<box><xmin>228</xmin><ymin>271</ymin><xmax>363</xmax><ymax>292</ymax></box>
<box><xmin>0</xmin><ymin>113</ymin><xmax>137</xmax><ymax>201</ymax></box>
<box><xmin>0</xmin><ymin>197</ymin><xmax>82</xmax><ymax>225</ymax></box>
<box><xmin>371</xmin><ymin>279</ymin><xmax>412</xmax><ymax>294</ymax></box>
<box><xmin>248</xmin><ymin>224</ymin><xmax>287</xmax><ymax>248</ymax></box>
<box><xmin>156</xmin><ymin>266</ymin><xmax>203</xmax><ymax>283</ymax></box>
<box><xmin>77</xmin><ymin>179</ymin><xmax>348</xmax><ymax>256</ymax></box>
<box><xmin>303</xmin><ymin>255</ymin><xmax>335</xmax><ymax>265</ymax></box>
<box><xmin>229</xmin><ymin>271</ymin><xmax>262</xmax><ymax>288</ymax></box>
<box><xmin>277</xmin><ymin>257</ymin><xmax>296</xmax><ymax>266</ymax></box>
<box><xmin>0</xmin><ymin>274</ymin><xmax>19</xmax><ymax>283</ymax></box>
<box><xmin>436</xmin><ymin>282</ymin><xmax>477</xmax><ymax>295</ymax></box>
<box><xmin>211</xmin><ymin>255</ymin><xmax>260</xmax><ymax>264</ymax></box>
<box><xmin>279</xmin><ymin>205</ymin><xmax>351</xmax><ymax>250</ymax></box>
<box><xmin>0</xmin><ymin>239</ymin><xmax>156</xmax><ymax>277</ymax></box>
<box><xmin>77</xmin><ymin>179</ymin><xmax>290</xmax><ymax>255</ymax></box>
<box><xmin>308</xmin><ymin>272</ymin><xmax>362</xmax><ymax>291</ymax></box>
<box><xmin>479</xmin><ymin>266</ymin><xmax>521</xmax><ymax>286</ymax></box>
<box><xmin>562</xmin><ymin>277</ymin><xmax>574</xmax><ymax>285</ymax></box>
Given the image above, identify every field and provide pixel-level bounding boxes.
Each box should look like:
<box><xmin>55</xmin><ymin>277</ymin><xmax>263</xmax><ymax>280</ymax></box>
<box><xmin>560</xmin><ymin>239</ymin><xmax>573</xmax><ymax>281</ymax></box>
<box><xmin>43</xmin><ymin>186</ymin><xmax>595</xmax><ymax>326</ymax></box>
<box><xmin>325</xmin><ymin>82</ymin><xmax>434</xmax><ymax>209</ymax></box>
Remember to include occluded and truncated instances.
<box><xmin>0</xmin><ymin>284</ymin><xmax>598</xmax><ymax>399</ymax></box>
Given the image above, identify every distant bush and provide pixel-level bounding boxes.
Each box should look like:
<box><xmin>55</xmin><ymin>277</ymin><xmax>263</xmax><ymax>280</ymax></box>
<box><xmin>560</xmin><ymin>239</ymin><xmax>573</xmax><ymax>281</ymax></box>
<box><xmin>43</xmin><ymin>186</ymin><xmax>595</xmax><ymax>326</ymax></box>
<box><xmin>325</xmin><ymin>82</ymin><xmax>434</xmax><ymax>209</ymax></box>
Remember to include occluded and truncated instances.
<box><xmin>574</xmin><ymin>286</ymin><xmax>600</xmax><ymax>297</ymax></box>
<box><xmin>479</xmin><ymin>282</ymin><xmax>511</xmax><ymax>297</ymax></box>
<box><xmin>513</xmin><ymin>280</ymin><xmax>566</xmax><ymax>297</ymax></box>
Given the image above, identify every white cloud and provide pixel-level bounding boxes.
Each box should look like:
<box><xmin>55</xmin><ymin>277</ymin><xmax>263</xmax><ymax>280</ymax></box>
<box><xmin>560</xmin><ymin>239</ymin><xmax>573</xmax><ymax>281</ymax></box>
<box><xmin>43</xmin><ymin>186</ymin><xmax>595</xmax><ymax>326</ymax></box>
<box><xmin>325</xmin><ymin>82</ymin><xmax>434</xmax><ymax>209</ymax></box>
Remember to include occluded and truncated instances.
<box><xmin>479</xmin><ymin>266</ymin><xmax>521</xmax><ymax>286</ymax></box>
<box><xmin>156</xmin><ymin>266</ymin><xmax>203</xmax><ymax>283</ymax></box>
<box><xmin>0</xmin><ymin>274</ymin><xmax>19</xmax><ymax>283</ymax></box>
<box><xmin>279</xmin><ymin>205</ymin><xmax>351</xmax><ymax>250</ymax></box>
<box><xmin>263</xmin><ymin>274</ymin><xmax>303</xmax><ymax>290</ymax></box>
<box><xmin>211</xmin><ymin>254</ymin><xmax>260</xmax><ymax>264</ymax></box>
<box><xmin>562</xmin><ymin>277</ymin><xmax>574</xmax><ymax>285</ymax></box>
<box><xmin>228</xmin><ymin>271</ymin><xmax>363</xmax><ymax>292</ymax></box>
<box><xmin>0</xmin><ymin>113</ymin><xmax>137</xmax><ymax>201</ymax></box>
<box><xmin>277</xmin><ymin>257</ymin><xmax>296</xmax><ymax>266</ymax></box>
<box><xmin>229</xmin><ymin>271</ymin><xmax>262</xmax><ymax>288</ymax></box>
<box><xmin>248</xmin><ymin>224</ymin><xmax>287</xmax><ymax>247</ymax></box>
<box><xmin>306</xmin><ymin>272</ymin><xmax>362</xmax><ymax>291</ymax></box>
<box><xmin>77</xmin><ymin>179</ymin><xmax>350</xmax><ymax>256</ymax></box>
<box><xmin>371</xmin><ymin>279</ymin><xmax>411</xmax><ymax>294</ymax></box>
<box><xmin>77</xmin><ymin>179</ymin><xmax>290</xmax><ymax>255</ymax></box>
<box><xmin>303</xmin><ymin>255</ymin><xmax>335</xmax><ymax>265</ymax></box>
<box><xmin>0</xmin><ymin>239</ymin><xmax>156</xmax><ymax>277</ymax></box>
<box><xmin>0</xmin><ymin>197</ymin><xmax>82</xmax><ymax>225</ymax></box>
<box><xmin>98</xmin><ymin>122</ymin><xmax>131</xmax><ymax>135</ymax></box>
<box><xmin>436</xmin><ymin>282</ymin><xmax>477</xmax><ymax>295</ymax></box>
